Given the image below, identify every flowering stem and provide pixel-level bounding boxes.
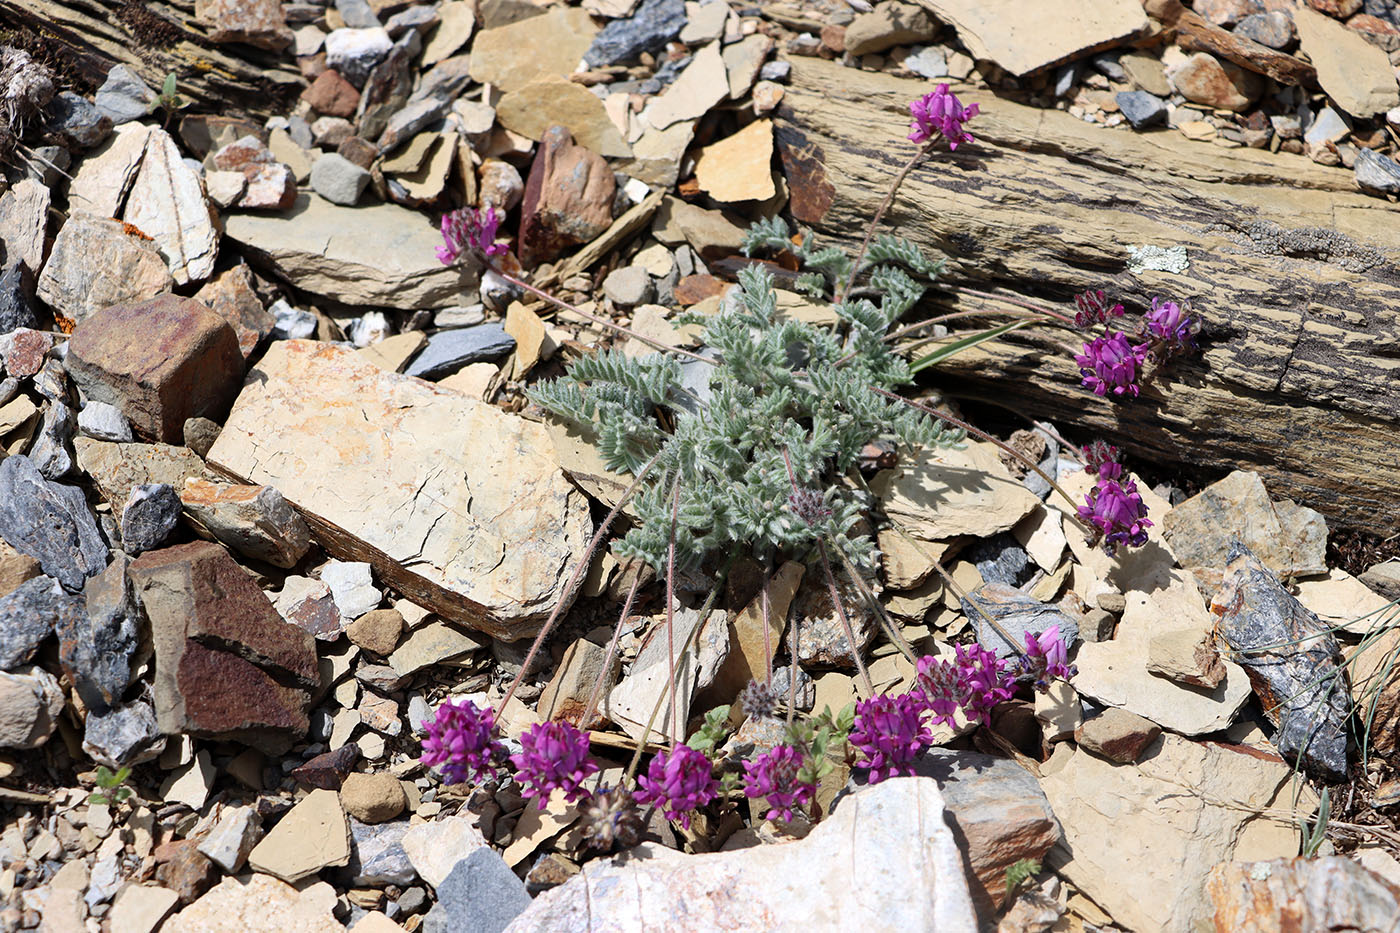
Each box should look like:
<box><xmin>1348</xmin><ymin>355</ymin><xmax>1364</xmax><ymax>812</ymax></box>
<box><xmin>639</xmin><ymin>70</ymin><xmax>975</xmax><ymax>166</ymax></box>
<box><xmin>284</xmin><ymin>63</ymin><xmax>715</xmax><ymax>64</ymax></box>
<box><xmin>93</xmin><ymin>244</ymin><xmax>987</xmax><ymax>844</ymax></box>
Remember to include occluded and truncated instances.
<box><xmin>832</xmin><ymin>542</ymin><xmax>917</xmax><ymax>665</ymax></box>
<box><xmin>837</xmin><ymin>146</ymin><xmax>928</xmax><ymax>306</ymax></box>
<box><xmin>867</xmin><ymin>386</ymin><xmax>1093</xmax><ymax>537</ymax></box>
<box><xmin>579</xmin><ymin>569</ymin><xmax>644</xmax><ymax>729</ymax></box>
<box><xmin>817</xmin><ymin>540</ymin><xmax>875</xmax><ymax>696</ymax></box>
<box><xmin>761</xmin><ymin>568</ymin><xmax>774</xmax><ymax>686</ymax></box>
<box><xmin>665</xmin><ymin>477</ymin><xmax>682</xmax><ymax>747</ymax></box>
<box><xmin>926</xmin><ymin>549</ymin><xmax>1026</xmax><ymax>657</ymax></box>
<box><xmin>945</xmin><ymin>285</ymin><xmax>1077</xmax><ymax>325</ymax></box>
<box><xmin>485</xmin><ymin>260</ymin><xmax>717</xmax><ymax>366</ymax></box>
<box><xmin>497</xmin><ymin>449</ymin><xmax>663</xmax><ymax>716</ymax></box>
<box><xmin>787</xmin><ymin>603</ymin><xmax>799</xmax><ymax>727</ymax></box>
<box><xmin>883</xmin><ymin>309</ymin><xmax>1069</xmax><ymax>346</ymax></box>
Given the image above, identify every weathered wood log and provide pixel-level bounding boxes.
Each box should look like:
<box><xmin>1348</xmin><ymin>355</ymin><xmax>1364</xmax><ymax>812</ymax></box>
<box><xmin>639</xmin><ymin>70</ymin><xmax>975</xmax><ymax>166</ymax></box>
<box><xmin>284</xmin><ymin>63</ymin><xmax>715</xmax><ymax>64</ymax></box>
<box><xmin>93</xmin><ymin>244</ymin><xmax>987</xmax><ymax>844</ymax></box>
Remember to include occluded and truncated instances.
<box><xmin>0</xmin><ymin>0</ymin><xmax>303</xmax><ymax>116</ymax></box>
<box><xmin>778</xmin><ymin>57</ymin><xmax>1400</xmax><ymax>536</ymax></box>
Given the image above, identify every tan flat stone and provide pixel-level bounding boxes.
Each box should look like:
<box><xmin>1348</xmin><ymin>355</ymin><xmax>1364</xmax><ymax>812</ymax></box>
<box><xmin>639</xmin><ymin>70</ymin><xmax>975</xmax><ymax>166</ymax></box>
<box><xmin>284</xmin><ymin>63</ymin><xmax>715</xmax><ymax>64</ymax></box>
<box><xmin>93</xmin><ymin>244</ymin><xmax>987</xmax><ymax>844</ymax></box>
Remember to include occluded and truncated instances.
<box><xmin>497</xmin><ymin>76</ymin><xmax>632</xmax><ymax>158</ymax></box>
<box><xmin>246</xmin><ymin>788</ymin><xmax>350</xmax><ymax>882</ymax></box>
<box><xmin>915</xmin><ymin>0</ymin><xmax>1150</xmax><ymax>76</ymax></box>
<box><xmin>694</xmin><ymin>119</ymin><xmax>775</xmax><ymax>203</ymax></box>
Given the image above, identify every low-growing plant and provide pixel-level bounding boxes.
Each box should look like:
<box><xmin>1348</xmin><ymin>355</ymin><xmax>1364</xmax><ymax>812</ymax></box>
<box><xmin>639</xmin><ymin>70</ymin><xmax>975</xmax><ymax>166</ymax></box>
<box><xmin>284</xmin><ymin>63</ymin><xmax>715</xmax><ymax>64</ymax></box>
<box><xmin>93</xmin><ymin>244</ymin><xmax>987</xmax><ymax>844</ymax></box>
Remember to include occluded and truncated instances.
<box><xmin>87</xmin><ymin>764</ymin><xmax>134</xmax><ymax>807</ymax></box>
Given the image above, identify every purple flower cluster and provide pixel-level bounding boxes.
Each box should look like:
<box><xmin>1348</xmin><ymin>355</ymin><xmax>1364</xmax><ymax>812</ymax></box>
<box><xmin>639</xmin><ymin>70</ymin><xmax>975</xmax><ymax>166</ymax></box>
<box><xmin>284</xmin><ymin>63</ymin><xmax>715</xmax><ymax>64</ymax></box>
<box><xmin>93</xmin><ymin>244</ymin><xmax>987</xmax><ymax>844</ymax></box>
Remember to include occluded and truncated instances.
<box><xmin>1073</xmin><ymin>290</ymin><xmax>1124</xmax><ymax>328</ymax></box>
<box><xmin>1143</xmin><ymin>297</ymin><xmax>1198</xmax><ymax>354</ymax></box>
<box><xmin>1076</xmin><ymin>332</ymin><xmax>1147</xmax><ymax>398</ymax></box>
<box><xmin>1071</xmin><ymin>291</ymin><xmax>1199</xmax><ymax>399</ymax></box>
<box><xmin>912</xmin><ymin>644</ymin><xmax>1016</xmax><ymax>728</ymax></box>
<box><xmin>1017</xmin><ymin>625</ymin><xmax>1077</xmax><ymax>691</ymax></box>
<box><xmin>1081</xmin><ymin>440</ymin><xmax>1122</xmax><ymax>480</ymax></box>
<box><xmin>420</xmin><ymin>698</ymin><xmax>504</xmax><ymax>785</ymax></box>
<box><xmin>436</xmin><ymin>206</ymin><xmax>507</xmax><ymax>265</ymax></box>
<box><xmin>848</xmin><ymin>693</ymin><xmax>932</xmax><ymax>783</ymax></box>
<box><xmin>1078</xmin><ymin>474</ymin><xmax>1152</xmax><ymax>555</ymax></box>
<box><xmin>742</xmin><ymin>744</ymin><xmax>815</xmax><ymax>822</ymax></box>
<box><xmin>908</xmin><ymin>84</ymin><xmax>979</xmax><ymax>149</ymax></box>
<box><xmin>635</xmin><ymin>744</ymin><xmax>719</xmax><ymax>829</ymax></box>
<box><xmin>510</xmin><ymin>721</ymin><xmax>599</xmax><ymax>808</ymax></box>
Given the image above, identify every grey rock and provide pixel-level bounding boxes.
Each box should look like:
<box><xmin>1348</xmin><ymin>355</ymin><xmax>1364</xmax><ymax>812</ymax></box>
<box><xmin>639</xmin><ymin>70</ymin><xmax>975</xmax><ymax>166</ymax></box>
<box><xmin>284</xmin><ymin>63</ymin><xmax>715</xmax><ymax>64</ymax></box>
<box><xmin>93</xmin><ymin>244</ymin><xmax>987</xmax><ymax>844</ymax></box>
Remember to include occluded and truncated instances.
<box><xmin>584</xmin><ymin>0</ymin><xmax>687</xmax><ymax>67</ymax></box>
<box><xmin>94</xmin><ymin>65</ymin><xmax>155</xmax><ymax>125</ymax></box>
<box><xmin>78</xmin><ymin>402</ymin><xmax>133</xmax><ymax>443</ymax></box>
<box><xmin>386</xmin><ymin>6</ymin><xmax>439</xmax><ymax>37</ymax></box>
<box><xmin>962</xmin><ymin>582</ymin><xmax>1079</xmax><ymax>660</ymax></box>
<box><xmin>31</xmin><ymin>400</ymin><xmax>76</xmax><ymax>480</ymax></box>
<box><xmin>120</xmin><ymin>483</ymin><xmax>181</xmax><ymax>555</ymax></box>
<box><xmin>311</xmin><ymin>153</ymin><xmax>371</xmax><ymax>206</ymax></box>
<box><xmin>0</xmin><ymin>576</ymin><xmax>81</xmax><ymax>670</ymax></box>
<box><xmin>602</xmin><ymin>266</ymin><xmax>654</xmax><ymax>307</ymax></box>
<box><xmin>0</xmin><ymin>455</ymin><xmax>108</xmax><ymax>592</ymax></box>
<box><xmin>356</xmin><ymin>42</ymin><xmax>415</xmax><ymax>142</ymax></box>
<box><xmin>1356</xmin><ymin>147</ymin><xmax>1400</xmax><ymax>195</ymax></box>
<box><xmin>1234</xmin><ymin>11</ymin><xmax>1293</xmax><ymax>50</ymax></box>
<box><xmin>60</xmin><ymin>555</ymin><xmax>141</xmax><ymax>709</ymax></box>
<box><xmin>1304</xmin><ymin>106</ymin><xmax>1350</xmax><ymax>146</ymax></box>
<box><xmin>378</xmin><ymin>97</ymin><xmax>449</xmax><ymax>153</ymax></box>
<box><xmin>325</xmin><ymin>27</ymin><xmax>393</xmax><ymax>87</ymax></box>
<box><xmin>904</xmin><ymin>46</ymin><xmax>948</xmax><ymax>79</ymax></box>
<box><xmin>24</xmin><ymin>145</ymin><xmax>69</xmax><ymax>187</ymax></box>
<box><xmin>759</xmin><ymin>60</ymin><xmax>791</xmax><ymax>83</ymax></box>
<box><xmin>183</xmin><ymin>417</ymin><xmax>221</xmax><ymax>457</ymax></box>
<box><xmin>1090</xmin><ymin>51</ymin><xmax>1126</xmax><ymax>82</ymax></box>
<box><xmin>335</xmin><ymin>0</ymin><xmax>381</xmax><ymax>29</ymax></box>
<box><xmin>410</xmin><ymin>55</ymin><xmax>475</xmax><ymax>105</ymax></box>
<box><xmin>1215</xmin><ymin>543</ymin><xmax>1350</xmax><ymax>782</ymax></box>
<box><xmin>0</xmin><ymin>264</ymin><xmax>39</xmax><ymax>335</ymax></box>
<box><xmin>969</xmin><ymin>533</ymin><xmax>1032</xmax><ymax>587</ymax></box>
<box><xmin>404</xmin><ymin>324</ymin><xmax>515</xmax><ymax>379</ymax></box>
<box><xmin>0</xmin><ymin>665</ymin><xmax>63</xmax><ymax>749</ymax></box>
<box><xmin>47</xmin><ymin>92</ymin><xmax>112</xmax><ymax>149</ymax></box>
<box><xmin>1116</xmin><ymin>91</ymin><xmax>1167</xmax><ymax>130</ymax></box>
<box><xmin>1270</xmin><ymin>113</ymin><xmax>1302</xmax><ymax>139</ymax></box>
<box><xmin>1365</xmin><ymin>0</ymin><xmax>1399</xmax><ymax>27</ymax></box>
<box><xmin>1054</xmin><ymin>63</ymin><xmax>1079</xmax><ymax>98</ymax></box>
<box><xmin>423</xmin><ymin>847</ymin><xmax>531</xmax><ymax>933</ymax></box>
<box><xmin>769</xmin><ymin>664</ymin><xmax>814</xmax><ymax>710</ymax></box>
<box><xmin>0</xmin><ymin>377</ymin><xmax>18</xmax><ymax>407</ymax></box>
<box><xmin>271</xmin><ymin>300</ymin><xmax>318</xmax><ymax>340</ymax></box>
<box><xmin>82</xmin><ymin>699</ymin><xmax>164</xmax><ymax>766</ymax></box>
<box><xmin>347</xmin><ymin>818</ymin><xmax>416</xmax><ymax>885</ymax></box>
<box><xmin>397</xmin><ymin>887</ymin><xmax>428</xmax><ymax>914</ymax></box>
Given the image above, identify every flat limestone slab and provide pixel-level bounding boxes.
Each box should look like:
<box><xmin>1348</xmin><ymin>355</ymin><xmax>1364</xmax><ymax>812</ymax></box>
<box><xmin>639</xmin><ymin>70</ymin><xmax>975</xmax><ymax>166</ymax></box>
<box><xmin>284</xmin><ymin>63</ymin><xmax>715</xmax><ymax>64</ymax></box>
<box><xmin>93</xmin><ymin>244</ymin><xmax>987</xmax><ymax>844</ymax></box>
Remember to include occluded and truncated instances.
<box><xmin>914</xmin><ymin>0</ymin><xmax>1150</xmax><ymax>76</ymax></box>
<box><xmin>207</xmin><ymin>340</ymin><xmax>592</xmax><ymax>640</ymax></box>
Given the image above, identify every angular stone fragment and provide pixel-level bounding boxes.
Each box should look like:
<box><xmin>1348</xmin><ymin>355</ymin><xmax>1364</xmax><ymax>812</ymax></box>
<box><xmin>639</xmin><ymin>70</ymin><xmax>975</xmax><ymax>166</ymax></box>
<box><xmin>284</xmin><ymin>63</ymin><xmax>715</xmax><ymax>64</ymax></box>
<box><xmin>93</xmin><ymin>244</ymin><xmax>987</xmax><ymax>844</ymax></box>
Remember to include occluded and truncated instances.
<box><xmin>122</xmin><ymin>483</ymin><xmax>182</xmax><ymax>555</ymax></box>
<box><xmin>247</xmin><ymin>789</ymin><xmax>351</xmax><ymax>882</ymax></box>
<box><xmin>0</xmin><ymin>455</ymin><xmax>108</xmax><ymax>593</ymax></box>
<box><xmin>1041</xmin><ymin>737</ymin><xmax>1302</xmax><ymax>933</ymax></box>
<box><xmin>1207</xmin><ymin>856</ymin><xmax>1400</xmax><ymax>930</ymax></box>
<box><xmin>844</xmin><ymin>2</ymin><xmax>939</xmax><ymax>56</ymax></box>
<box><xmin>37</xmin><ymin>213</ymin><xmax>174</xmax><ymax>325</ymax></box>
<box><xmin>74</xmin><ymin>438</ymin><xmax>214</xmax><ymax>508</ymax></box>
<box><xmin>123</xmin><ymin>128</ymin><xmax>219</xmax><ymax>285</ymax></box>
<box><xmin>302</xmin><ymin>70</ymin><xmax>361</xmax><ymax>118</ymax></box>
<box><xmin>0</xmin><ymin>575</ymin><xmax>78</xmax><ymax>669</ymax></box>
<box><xmin>1166</xmin><ymin>52</ymin><xmax>1261</xmax><ymax>111</ymax></box>
<box><xmin>94</xmin><ymin>65</ymin><xmax>155</xmax><ymax>125</ymax></box>
<box><xmin>607</xmin><ymin>603</ymin><xmax>727</xmax><ymax>742</ymax></box>
<box><xmin>59</xmin><ymin>556</ymin><xmax>141</xmax><ymax>709</ymax></box>
<box><xmin>347</xmin><ymin>818</ymin><xmax>415</xmax><ymax>886</ymax></box>
<box><xmin>404</xmin><ymin>324</ymin><xmax>515</xmax><ymax>379</ymax></box>
<box><xmin>83</xmin><ymin>699</ymin><xmax>165</xmax><ymax>767</ymax></box>
<box><xmin>0</xmin><ymin>665</ymin><xmax>63</xmax><ymax>749</ymax></box>
<box><xmin>66</xmin><ymin>294</ymin><xmax>244</xmax><ymax>443</ymax></box>
<box><xmin>878</xmin><ymin>441</ymin><xmax>1040</xmax><ymax>542</ymax></box>
<box><xmin>196</xmin><ymin>0</ymin><xmax>293</xmax><ymax>51</ymax></box>
<box><xmin>291</xmin><ymin>743</ymin><xmax>361</xmax><ymax>790</ymax></box>
<box><xmin>519</xmin><ymin>126</ymin><xmax>616</xmax><ymax>266</ymax></box>
<box><xmin>918</xmin><ymin>0</ymin><xmax>1150</xmax><ymax>76</ymax></box>
<box><xmin>208</xmin><ymin>341</ymin><xmax>592</xmax><ymax>640</ymax></box>
<box><xmin>961</xmin><ymin>582</ymin><xmax>1079</xmax><ymax>660</ymax></box>
<box><xmin>0</xmin><ymin>178</ymin><xmax>50</xmax><ymax>276</ymax></box>
<box><xmin>1295</xmin><ymin>4</ymin><xmax>1399</xmax><ymax>116</ymax></box>
<box><xmin>643</xmin><ymin>42</ymin><xmax>728</xmax><ymax>130</ymax></box>
<box><xmin>1357</xmin><ymin>147</ymin><xmax>1400</xmax><ymax>195</ymax></box>
<box><xmin>1211</xmin><ymin>544</ymin><xmax>1351</xmax><ymax>782</ymax></box>
<box><xmin>197</xmin><ymin>806</ymin><xmax>263</xmax><ymax>873</ymax></box>
<box><xmin>180</xmin><ymin>478</ymin><xmax>311</xmax><ymax>568</ymax></box>
<box><xmin>130</xmin><ymin>541</ymin><xmax>318</xmax><ymax>751</ymax></box>
<box><xmin>511</xmin><ymin>777</ymin><xmax>976</xmax><ymax>930</ymax></box>
<box><xmin>68</xmin><ymin>123</ymin><xmax>154</xmax><ymax>220</ymax></box>
<box><xmin>424</xmin><ymin>846</ymin><xmax>532</xmax><ymax>932</ymax></box>
<box><xmin>693</xmin><ymin>119</ymin><xmax>774</xmax><ymax>203</ymax></box>
<box><xmin>194</xmin><ymin>265</ymin><xmax>275</xmax><ymax>361</ymax></box>
<box><xmin>164</xmin><ymin>874</ymin><xmax>342</xmax><ymax>933</ymax></box>
<box><xmin>584</xmin><ymin>0</ymin><xmax>684</xmax><ymax>66</ymax></box>
<box><xmin>497</xmin><ymin>78</ymin><xmax>630</xmax><ymax>159</ymax></box>
<box><xmin>1074</xmin><ymin>708</ymin><xmax>1161</xmax><ymax>763</ymax></box>
<box><xmin>469</xmin><ymin>7</ymin><xmax>597</xmax><ymax>92</ymax></box>
<box><xmin>225</xmin><ymin>195</ymin><xmax>471</xmax><ymax>309</ymax></box>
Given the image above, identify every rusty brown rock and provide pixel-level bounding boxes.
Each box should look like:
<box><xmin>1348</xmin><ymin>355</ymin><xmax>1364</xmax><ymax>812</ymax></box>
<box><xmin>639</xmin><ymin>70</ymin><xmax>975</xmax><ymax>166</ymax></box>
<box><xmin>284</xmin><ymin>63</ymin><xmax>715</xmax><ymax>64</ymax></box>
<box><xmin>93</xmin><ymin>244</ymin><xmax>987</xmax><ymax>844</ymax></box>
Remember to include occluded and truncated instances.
<box><xmin>193</xmin><ymin>265</ymin><xmax>274</xmax><ymax>360</ymax></box>
<box><xmin>518</xmin><ymin>125</ymin><xmax>615</xmax><ymax>267</ymax></box>
<box><xmin>1074</xmin><ymin>708</ymin><xmax>1162</xmax><ymax>763</ymax></box>
<box><xmin>1167</xmin><ymin>51</ymin><xmax>1263</xmax><ymax>111</ymax></box>
<box><xmin>1307</xmin><ymin>0</ymin><xmax>1363</xmax><ymax>16</ymax></box>
<box><xmin>65</xmin><ymin>294</ymin><xmax>244</xmax><ymax>444</ymax></box>
<box><xmin>1193</xmin><ymin>0</ymin><xmax>1263</xmax><ymax>26</ymax></box>
<box><xmin>1207</xmin><ymin>856</ymin><xmax>1400</xmax><ymax>930</ymax></box>
<box><xmin>196</xmin><ymin>0</ymin><xmax>293</xmax><ymax>51</ymax></box>
<box><xmin>155</xmin><ymin>840</ymin><xmax>220</xmax><ymax>905</ymax></box>
<box><xmin>302</xmin><ymin>69</ymin><xmax>361</xmax><ymax>118</ymax></box>
<box><xmin>130</xmin><ymin>541</ymin><xmax>318</xmax><ymax>751</ymax></box>
<box><xmin>538</xmin><ymin>634</ymin><xmax>612</xmax><ymax>728</ymax></box>
<box><xmin>1174</xmin><ymin>10</ymin><xmax>1316</xmax><ymax>85</ymax></box>
<box><xmin>1</xmin><ymin>329</ymin><xmax>52</xmax><ymax>378</ymax></box>
<box><xmin>291</xmin><ymin>743</ymin><xmax>361</xmax><ymax>790</ymax></box>
<box><xmin>673</xmin><ymin>274</ymin><xmax>729</xmax><ymax>306</ymax></box>
<box><xmin>212</xmin><ymin>136</ymin><xmax>298</xmax><ymax>211</ymax></box>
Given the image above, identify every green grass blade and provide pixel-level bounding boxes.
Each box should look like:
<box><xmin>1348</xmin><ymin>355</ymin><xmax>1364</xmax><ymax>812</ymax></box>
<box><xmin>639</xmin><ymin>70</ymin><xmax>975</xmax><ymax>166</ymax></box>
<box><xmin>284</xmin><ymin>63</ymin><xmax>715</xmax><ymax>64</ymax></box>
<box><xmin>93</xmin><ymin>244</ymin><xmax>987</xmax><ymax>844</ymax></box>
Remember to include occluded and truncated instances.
<box><xmin>909</xmin><ymin>320</ymin><xmax>1030</xmax><ymax>372</ymax></box>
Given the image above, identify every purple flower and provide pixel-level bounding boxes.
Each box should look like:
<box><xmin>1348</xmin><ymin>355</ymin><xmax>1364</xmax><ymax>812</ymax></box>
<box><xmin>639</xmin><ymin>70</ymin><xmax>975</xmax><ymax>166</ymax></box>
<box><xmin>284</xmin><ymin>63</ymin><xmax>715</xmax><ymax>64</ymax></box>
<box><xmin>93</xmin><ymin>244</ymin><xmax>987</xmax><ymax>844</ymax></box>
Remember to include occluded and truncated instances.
<box><xmin>510</xmin><ymin>721</ymin><xmax>599</xmax><ymax>808</ymax></box>
<box><xmin>908</xmin><ymin>84</ymin><xmax>980</xmax><ymax>149</ymax></box>
<box><xmin>1073</xmin><ymin>290</ymin><xmax>1125</xmax><ymax>328</ymax></box>
<box><xmin>1143</xmin><ymin>297</ymin><xmax>1198</xmax><ymax>353</ymax></box>
<box><xmin>742</xmin><ymin>744</ymin><xmax>815</xmax><ymax>822</ymax></box>
<box><xmin>849</xmin><ymin>693</ymin><xmax>931</xmax><ymax>783</ymax></box>
<box><xmin>1017</xmin><ymin>624</ymin><xmax>1077</xmax><ymax>691</ymax></box>
<box><xmin>1081</xmin><ymin>440</ymin><xmax>1122</xmax><ymax>481</ymax></box>
<box><xmin>1076</xmin><ymin>331</ymin><xmax>1147</xmax><ymax>398</ymax></box>
<box><xmin>437</xmin><ymin>206</ymin><xmax>508</xmax><ymax>264</ymax></box>
<box><xmin>912</xmin><ymin>654</ymin><xmax>963</xmax><ymax>726</ymax></box>
<box><xmin>1078</xmin><ymin>476</ymin><xmax>1152</xmax><ymax>555</ymax></box>
<box><xmin>420</xmin><ymin>698</ymin><xmax>504</xmax><ymax>786</ymax></box>
<box><xmin>634</xmin><ymin>744</ymin><xmax>718</xmax><ymax>829</ymax></box>
<box><xmin>953</xmin><ymin>642</ymin><xmax>1016</xmax><ymax>726</ymax></box>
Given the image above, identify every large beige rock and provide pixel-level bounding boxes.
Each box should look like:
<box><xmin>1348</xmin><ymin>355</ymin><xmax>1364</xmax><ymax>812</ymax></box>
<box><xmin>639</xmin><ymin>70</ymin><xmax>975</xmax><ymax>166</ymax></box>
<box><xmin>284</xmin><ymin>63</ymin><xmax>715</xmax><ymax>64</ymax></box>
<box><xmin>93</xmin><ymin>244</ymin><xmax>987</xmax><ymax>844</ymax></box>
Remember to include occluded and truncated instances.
<box><xmin>246</xmin><ymin>789</ymin><xmax>350</xmax><ymax>882</ymax></box>
<box><xmin>123</xmin><ymin>128</ymin><xmax>219</xmax><ymax>285</ymax></box>
<box><xmin>915</xmin><ymin>0</ymin><xmax>1150</xmax><ymax>76</ymax></box>
<box><xmin>165</xmin><ymin>874</ymin><xmax>342</xmax><ymax>933</ymax></box>
<box><xmin>643</xmin><ymin>42</ymin><xmax>729</xmax><ymax>130</ymax></box>
<box><xmin>693</xmin><ymin>119</ymin><xmax>775</xmax><ymax>204</ymax></box>
<box><xmin>1040</xmin><ymin>735</ymin><xmax>1305</xmax><ymax>933</ymax></box>
<box><xmin>207</xmin><ymin>341</ymin><xmax>592</xmax><ymax>641</ymax></box>
<box><xmin>1208</xmin><ymin>856</ymin><xmax>1400</xmax><ymax>931</ymax></box>
<box><xmin>37</xmin><ymin>213</ymin><xmax>174</xmax><ymax>325</ymax></box>
<box><xmin>223</xmin><ymin>195</ymin><xmax>470</xmax><ymax>310</ymax></box>
<box><xmin>496</xmin><ymin>77</ymin><xmax>631</xmax><ymax>158</ymax></box>
<box><xmin>875</xmin><ymin>441</ymin><xmax>1040</xmax><ymax>542</ymax></box>
<box><xmin>467</xmin><ymin>7</ymin><xmax>596</xmax><ymax>92</ymax></box>
<box><xmin>1294</xmin><ymin>5</ymin><xmax>1399</xmax><ymax>117</ymax></box>
<box><xmin>507</xmin><ymin>777</ymin><xmax>977</xmax><ymax>931</ymax></box>
<box><xmin>68</xmin><ymin>123</ymin><xmax>155</xmax><ymax>220</ymax></box>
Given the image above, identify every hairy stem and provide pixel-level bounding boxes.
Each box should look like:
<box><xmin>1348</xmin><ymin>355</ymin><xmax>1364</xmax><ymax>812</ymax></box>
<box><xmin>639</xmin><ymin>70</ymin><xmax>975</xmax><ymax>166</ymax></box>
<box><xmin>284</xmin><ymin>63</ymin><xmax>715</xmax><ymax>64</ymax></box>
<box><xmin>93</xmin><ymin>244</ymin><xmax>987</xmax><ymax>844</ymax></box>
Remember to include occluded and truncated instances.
<box><xmin>579</xmin><ymin>569</ymin><xmax>645</xmax><ymax>728</ymax></box>
<box><xmin>838</xmin><ymin>146</ymin><xmax>928</xmax><ymax>305</ymax></box>
<box><xmin>832</xmin><ymin>542</ymin><xmax>917</xmax><ymax>665</ymax></box>
<box><xmin>488</xmin><ymin>261</ymin><xmax>716</xmax><ymax>365</ymax></box>
<box><xmin>944</xmin><ymin>285</ymin><xmax>1078</xmax><ymax>325</ymax></box>
<box><xmin>497</xmin><ymin>450</ymin><xmax>662</xmax><ymax>715</ymax></box>
<box><xmin>761</xmin><ymin>567</ymin><xmax>774</xmax><ymax>685</ymax></box>
<box><xmin>927</xmin><ymin>548</ymin><xmax>1026</xmax><ymax>655</ymax></box>
<box><xmin>665</xmin><ymin>478</ymin><xmax>682</xmax><ymax>747</ymax></box>
<box><xmin>818</xmin><ymin>540</ymin><xmax>874</xmax><ymax>696</ymax></box>
<box><xmin>787</xmin><ymin>604</ymin><xmax>799</xmax><ymax>727</ymax></box>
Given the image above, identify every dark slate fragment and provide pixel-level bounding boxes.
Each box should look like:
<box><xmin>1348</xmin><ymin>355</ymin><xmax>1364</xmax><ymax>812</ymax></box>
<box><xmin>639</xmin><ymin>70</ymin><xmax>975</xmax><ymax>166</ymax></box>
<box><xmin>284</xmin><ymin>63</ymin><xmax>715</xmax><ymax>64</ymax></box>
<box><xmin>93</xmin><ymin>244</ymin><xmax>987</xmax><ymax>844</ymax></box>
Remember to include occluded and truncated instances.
<box><xmin>423</xmin><ymin>846</ymin><xmax>532</xmax><ymax>933</ymax></box>
<box><xmin>969</xmin><ymin>532</ymin><xmax>1033</xmax><ymax>588</ymax></box>
<box><xmin>82</xmin><ymin>699</ymin><xmax>164</xmax><ymax>766</ymax></box>
<box><xmin>0</xmin><ymin>264</ymin><xmax>40</xmax><ymax>335</ymax></box>
<box><xmin>1364</xmin><ymin>0</ymin><xmax>1400</xmax><ymax>27</ymax></box>
<box><xmin>1356</xmin><ymin>148</ymin><xmax>1400</xmax><ymax>196</ymax></box>
<box><xmin>31</xmin><ymin>400</ymin><xmax>76</xmax><ymax>480</ymax></box>
<box><xmin>583</xmin><ymin>0</ymin><xmax>686</xmax><ymax>67</ymax></box>
<box><xmin>1234</xmin><ymin>11</ymin><xmax>1294</xmax><ymax>50</ymax></box>
<box><xmin>404</xmin><ymin>323</ymin><xmax>515</xmax><ymax>379</ymax></box>
<box><xmin>46</xmin><ymin>91</ymin><xmax>113</xmax><ymax>149</ymax></box>
<box><xmin>1116</xmin><ymin>91</ymin><xmax>1167</xmax><ymax>130</ymax></box>
<box><xmin>59</xmin><ymin>555</ymin><xmax>141</xmax><ymax>709</ymax></box>
<box><xmin>120</xmin><ymin>483</ymin><xmax>181</xmax><ymax>555</ymax></box>
<box><xmin>962</xmin><ymin>582</ymin><xmax>1079</xmax><ymax>660</ymax></box>
<box><xmin>343</xmin><ymin>817</ymin><xmax>416</xmax><ymax>886</ymax></box>
<box><xmin>0</xmin><ymin>455</ymin><xmax>108</xmax><ymax>593</ymax></box>
<box><xmin>0</xmin><ymin>575</ymin><xmax>81</xmax><ymax>670</ymax></box>
<box><xmin>291</xmin><ymin>742</ymin><xmax>361</xmax><ymax>789</ymax></box>
<box><xmin>1212</xmin><ymin>542</ymin><xmax>1350</xmax><ymax>783</ymax></box>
